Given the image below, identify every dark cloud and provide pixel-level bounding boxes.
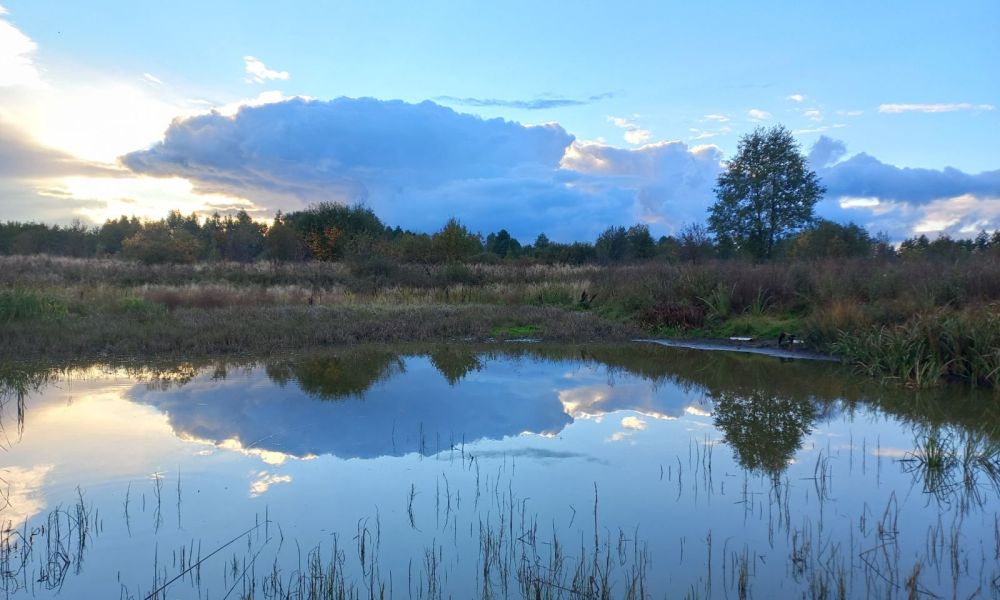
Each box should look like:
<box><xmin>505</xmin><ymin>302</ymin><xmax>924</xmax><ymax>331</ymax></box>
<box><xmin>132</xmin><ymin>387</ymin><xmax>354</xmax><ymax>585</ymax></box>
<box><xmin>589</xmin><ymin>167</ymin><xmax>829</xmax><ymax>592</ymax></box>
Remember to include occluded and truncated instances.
<box><xmin>809</xmin><ymin>137</ymin><xmax>1000</xmax><ymax>238</ymax></box>
<box><xmin>435</xmin><ymin>92</ymin><xmax>614</xmax><ymax>110</ymax></box>
<box><xmin>808</xmin><ymin>136</ymin><xmax>847</xmax><ymax>168</ymax></box>
<box><xmin>119</xmin><ymin>98</ymin><xmax>999</xmax><ymax>242</ymax></box>
<box><xmin>122</xmin><ymin>97</ymin><xmax>720</xmax><ymax>240</ymax></box>
<box><xmin>820</xmin><ymin>152</ymin><xmax>1000</xmax><ymax>204</ymax></box>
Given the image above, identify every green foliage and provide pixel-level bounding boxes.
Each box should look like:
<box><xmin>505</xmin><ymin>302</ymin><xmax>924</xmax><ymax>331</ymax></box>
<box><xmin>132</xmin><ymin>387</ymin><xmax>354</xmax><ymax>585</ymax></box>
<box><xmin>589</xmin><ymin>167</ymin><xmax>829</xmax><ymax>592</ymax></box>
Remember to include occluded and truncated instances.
<box><xmin>595</xmin><ymin>224</ymin><xmax>656</xmax><ymax>262</ymax></box>
<box><xmin>119</xmin><ymin>296</ymin><xmax>167</xmax><ymax>320</ymax></box>
<box><xmin>283</xmin><ymin>202</ymin><xmax>386</xmax><ymax>261</ymax></box>
<box><xmin>698</xmin><ymin>284</ymin><xmax>734</xmax><ymax>320</ymax></box>
<box><xmin>787</xmin><ymin>220</ymin><xmax>878</xmax><ymax>259</ymax></box>
<box><xmin>431</xmin><ymin>218</ymin><xmax>482</xmax><ymax>262</ymax></box>
<box><xmin>0</xmin><ymin>289</ymin><xmax>67</xmax><ymax>323</ymax></box>
<box><xmin>122</xmin><ymin>223</ymin><xmax>200</xmax><ymax>264</ymax></box>
<box><xmin>708</xmin><ymin>125</ymin><xmax>825</xmax><ymax>260</ymax></box>
<box><xmin>264</xmin><ymin>218</ymin><xmax>307</xmax><ymax>261</ymax></box>
<box><xmin>491</xmin><ymin>323</ymin><xmax>541</xmax><ymax>338</ymax></box>
<box><xmin>484</xmin><ymin>229</ymin><xmax>522</xmax><ymax>258</ymax></box>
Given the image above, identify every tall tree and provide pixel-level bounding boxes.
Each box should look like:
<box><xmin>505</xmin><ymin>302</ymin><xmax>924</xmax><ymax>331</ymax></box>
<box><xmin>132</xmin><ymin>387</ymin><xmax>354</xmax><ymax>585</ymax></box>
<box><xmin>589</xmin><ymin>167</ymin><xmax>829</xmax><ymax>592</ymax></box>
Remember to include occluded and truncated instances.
<box><xmin>708</xmin><ymin>125</ymin><xmax>825</xmax><ymax>260</ymax></box>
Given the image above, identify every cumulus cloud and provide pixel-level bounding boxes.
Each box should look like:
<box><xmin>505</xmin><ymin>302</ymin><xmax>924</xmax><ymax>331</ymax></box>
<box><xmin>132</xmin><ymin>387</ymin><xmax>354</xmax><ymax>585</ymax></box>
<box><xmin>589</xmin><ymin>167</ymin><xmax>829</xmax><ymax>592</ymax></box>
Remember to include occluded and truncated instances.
<box><xmin>436</xmin><ymin>92</ymin><xmax>613</xmax><ymax>110</ymax></box>
<box><xmin>122</xmin><ymin>97</ymin><xmax>722</xmax><ymax>240</ymax></box>
<box><xmin>786</xmin><ymin>94</ymin><xmax>806</xmax><ymax>103</ymax></box>
<box><xmin>807</xmin><ymin>136</ymin><xmax>847</xmax><ymax>167</ymax></box>
<box><xmin>243</xmin><ymin>56</ymin><xmax>289</xmax><ymax>83</ymax></box>
<box><xmin>878</xmin><ymin>103</ymin><xmax>994</xmax><ymax>114</ymax></box>
<box><xmin>747</xmin><ymin>108</ymin><xmax>771</xmax><ymax>121</ymax></box>
<box><xmin>561</xmin><ymin>140</ymin><xmax>722</xmax><ymax>228</ymax></box>
<box><xmin>811</xmin><ymin>137</ymin><xmax>1000</xmax><ymax>238</ymax></box>
<box><xmin>0</xmin><ymin>8</ymin><xmax>42</xmax><ymax>87</ymax></box>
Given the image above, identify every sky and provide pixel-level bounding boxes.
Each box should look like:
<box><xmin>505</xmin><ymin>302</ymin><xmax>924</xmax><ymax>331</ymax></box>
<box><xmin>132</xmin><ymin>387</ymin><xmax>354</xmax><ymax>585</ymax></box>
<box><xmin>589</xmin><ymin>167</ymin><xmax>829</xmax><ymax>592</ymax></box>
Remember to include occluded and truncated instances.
<box><xmin>0</xmin><ymin>0</ymin><xmax>998</xmax><ymax>242</ymax></box>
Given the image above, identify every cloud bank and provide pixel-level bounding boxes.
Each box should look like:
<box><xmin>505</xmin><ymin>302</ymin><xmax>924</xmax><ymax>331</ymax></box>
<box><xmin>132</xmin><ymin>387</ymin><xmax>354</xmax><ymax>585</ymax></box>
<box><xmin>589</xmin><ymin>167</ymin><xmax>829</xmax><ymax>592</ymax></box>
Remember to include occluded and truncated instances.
<box><xmin>121</xmin><ymin>98</ymin><xmax>1000</xmax><ymax>241</ymax></box>
<box><xmin>123</xmin><ymin>97</ymin><xmax>720</xmax><ymax>240</ymax></box>
<box><xmin>810</xmin><ymin>136</ymin><xmax>1000</xmax><ymax>238</ymax></box>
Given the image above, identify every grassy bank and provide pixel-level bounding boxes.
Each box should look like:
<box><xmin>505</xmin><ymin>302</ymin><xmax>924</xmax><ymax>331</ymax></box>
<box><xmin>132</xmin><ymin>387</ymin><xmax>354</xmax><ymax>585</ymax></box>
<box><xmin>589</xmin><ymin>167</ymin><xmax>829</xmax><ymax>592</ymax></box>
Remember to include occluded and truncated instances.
<box><xmin>1</xmin><ymin>255</ymin><xmax>998</xmax><ymax>388</ymax></box>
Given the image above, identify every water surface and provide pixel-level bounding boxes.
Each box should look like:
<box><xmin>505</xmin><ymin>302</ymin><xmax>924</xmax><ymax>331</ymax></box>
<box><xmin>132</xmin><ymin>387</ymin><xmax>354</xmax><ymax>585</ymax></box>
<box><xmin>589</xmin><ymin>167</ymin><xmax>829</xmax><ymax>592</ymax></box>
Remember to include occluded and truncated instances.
<box><xmin>1</xmin><ymin>343</ymin><xmax>999</xmax><ymax>598</ymax></box>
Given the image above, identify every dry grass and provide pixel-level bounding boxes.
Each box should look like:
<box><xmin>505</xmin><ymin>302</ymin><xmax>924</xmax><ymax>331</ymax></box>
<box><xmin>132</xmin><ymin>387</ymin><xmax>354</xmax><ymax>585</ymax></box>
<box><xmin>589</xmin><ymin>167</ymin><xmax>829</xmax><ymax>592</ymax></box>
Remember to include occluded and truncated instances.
<box><xmin>3</xmin><ymin>255</ymin><xmax>1000</xmax><ymax>386</ymax></box>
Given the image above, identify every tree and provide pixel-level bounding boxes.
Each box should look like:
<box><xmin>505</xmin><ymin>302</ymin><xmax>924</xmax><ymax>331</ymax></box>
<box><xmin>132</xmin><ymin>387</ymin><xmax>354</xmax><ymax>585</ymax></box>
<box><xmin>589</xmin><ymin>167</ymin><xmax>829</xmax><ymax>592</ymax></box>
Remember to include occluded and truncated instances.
<box><xmin>265</xmin><ymin>214</ymin><xmax>306</xmax><ymax>262</ymax></box>
<box><xmin>787</xmin><ymin>220</ymin><xmax>874</xmax><ymax>259</ymax></box>
<box><xmin>676</xmin><ymin>223</ymin><xmax>715</xmax><ymax>262</ymax></box>
<box><xmin>431</xmin><ymin>218</ymin><xmax>481</xmax><ymax>262</ymax></box>
<box><xmin>594</xmin><ymin>226</ymin><xmax>628</xmax><ymax>261</ymax></box>
<box><xmin>625</xmin><ymin>224</ymin><xmax>656</xmax><ymax>259</ymax></box>
<box><xmin>708</xmin><ymin>125</ymin><xmax>825</xmax><ymax>260</ymax></box>
<box><xmin>121</xmin><ymin>223</ymin><xmax>199</xmax><ymax>264</ymax></box>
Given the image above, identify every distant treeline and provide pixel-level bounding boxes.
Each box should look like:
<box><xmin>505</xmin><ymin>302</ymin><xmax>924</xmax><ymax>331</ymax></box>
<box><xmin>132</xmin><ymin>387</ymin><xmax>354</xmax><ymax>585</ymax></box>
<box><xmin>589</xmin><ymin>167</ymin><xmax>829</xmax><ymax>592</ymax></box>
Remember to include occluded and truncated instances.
<box><xmin>1</xmin><ymin>203</ymin><xmax>998</xmax><ymax>264</ymax></box>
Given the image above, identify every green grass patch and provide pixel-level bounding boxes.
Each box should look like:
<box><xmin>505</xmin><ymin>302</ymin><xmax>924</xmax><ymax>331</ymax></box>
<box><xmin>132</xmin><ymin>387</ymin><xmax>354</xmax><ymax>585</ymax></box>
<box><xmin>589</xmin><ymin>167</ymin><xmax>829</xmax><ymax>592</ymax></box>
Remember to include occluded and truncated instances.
<box><xmin>710</xmin><ymin>314</ymin><xmax>801</xmax><ymax>340</ymax></box>
<box><xmin>491</xmin><ymin>323</ymin><xmax>541</xmax><ymax>338</ymax></box>
<box><xmin>0</xmin><ymin>289</ymin><xmax>68</xmax><ymax>323</ymax></box>
<box><xmin>119</xmin><ymin>296</ymin><xmax>168</xmax><ymax>320</ymax></box>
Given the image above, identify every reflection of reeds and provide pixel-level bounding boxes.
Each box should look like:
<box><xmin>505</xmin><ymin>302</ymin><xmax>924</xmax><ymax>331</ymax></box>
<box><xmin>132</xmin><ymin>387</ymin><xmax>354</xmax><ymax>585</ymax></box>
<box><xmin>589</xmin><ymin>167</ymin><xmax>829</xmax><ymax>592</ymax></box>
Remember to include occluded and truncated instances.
<box><xmin>901</xmin><ymin>427</ymin><xmax>1000</xmax><ymax>511</ymax></box>
<box><xmin>0</xmin><ymin>489</ymin><xmax>95</xmax><ymax>595</ymax></box>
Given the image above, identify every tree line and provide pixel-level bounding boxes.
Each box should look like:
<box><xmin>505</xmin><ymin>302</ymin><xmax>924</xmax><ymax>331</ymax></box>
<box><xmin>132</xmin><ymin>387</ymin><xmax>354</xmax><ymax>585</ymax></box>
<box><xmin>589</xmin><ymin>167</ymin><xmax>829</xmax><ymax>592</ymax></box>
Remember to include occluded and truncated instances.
<box><xmin>2</xmin><ymin>204</ymin><xmax>997</xmax><ymax>265</ymax></box>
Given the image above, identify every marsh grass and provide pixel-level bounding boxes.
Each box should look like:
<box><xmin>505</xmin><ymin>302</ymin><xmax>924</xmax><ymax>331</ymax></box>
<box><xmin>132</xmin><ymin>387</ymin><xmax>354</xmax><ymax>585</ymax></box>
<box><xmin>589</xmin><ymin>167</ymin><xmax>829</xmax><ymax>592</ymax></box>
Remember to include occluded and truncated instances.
<box><xmin>833</xmin><ymin>310</ymin><xmax>1000</xmax><ymax>389</ymax></box>
<box><xmin>4</xmin><ymin>254</ymin><xmax>1000</xmax><ymax>385</ymax></box>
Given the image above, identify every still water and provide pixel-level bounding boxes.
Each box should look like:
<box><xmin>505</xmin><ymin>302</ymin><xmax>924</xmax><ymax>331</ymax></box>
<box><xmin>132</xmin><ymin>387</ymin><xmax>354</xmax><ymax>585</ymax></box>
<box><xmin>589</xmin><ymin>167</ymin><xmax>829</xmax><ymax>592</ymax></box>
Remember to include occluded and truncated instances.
<box><xmin>1</xmin><ymin>343</ymin><xmax>999</xmax><ymax>599</ymax></box>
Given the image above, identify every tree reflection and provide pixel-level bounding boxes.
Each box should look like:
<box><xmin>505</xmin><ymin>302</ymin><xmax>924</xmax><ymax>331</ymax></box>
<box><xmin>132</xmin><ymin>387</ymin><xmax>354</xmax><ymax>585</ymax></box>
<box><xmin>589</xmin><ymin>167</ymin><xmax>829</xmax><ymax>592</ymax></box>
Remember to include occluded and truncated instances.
<box><xmin>712</xmin><ymin>388</ymin><xmax>816</xmax><ymax>477</ymax></box>
<box><xmin>428</xmin><ymin>345</ymin><xmax>483</xmax><ymax>385</ymax></box>
<box><xmin>265</xmin><ymin>349</ymin><xmax>404</xmax><ymax>400</ymax></box>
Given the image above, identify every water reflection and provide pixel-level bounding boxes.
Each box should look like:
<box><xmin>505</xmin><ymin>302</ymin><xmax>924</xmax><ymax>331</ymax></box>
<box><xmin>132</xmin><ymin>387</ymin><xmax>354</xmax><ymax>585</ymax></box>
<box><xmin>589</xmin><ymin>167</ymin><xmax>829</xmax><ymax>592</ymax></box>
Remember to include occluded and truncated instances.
<box><xmin>3</xmin><ymin>344</ymin><xmax>998</xmax><ymax>475</ymax></box>
<box><xmin>2</xmin><ymin>343</ymin><xmax>1000</xmax><ymax>598</ymax></box>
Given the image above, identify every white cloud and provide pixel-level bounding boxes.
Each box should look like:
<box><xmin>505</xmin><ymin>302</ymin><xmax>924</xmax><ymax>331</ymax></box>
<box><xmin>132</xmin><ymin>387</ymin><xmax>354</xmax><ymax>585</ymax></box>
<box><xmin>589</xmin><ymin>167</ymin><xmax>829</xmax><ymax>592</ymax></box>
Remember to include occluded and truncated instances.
<box><xmin>624</xmin><ymin>128</ymin><xmax>652</xmax><ymax>144</ymax></box>
<box><xmin>688</xmin><ymin>125</ymin><xmax>732</xmax><ymax>140</ymax></box>
<box><xmin>747</xmin><ymin>108</ymin><xmax>771</xmax><ymax>121</ymax></box>
<box><xmin>878</xmin><ymin>103</ymin><xmax>995</xmax><ymax>114</ymax></box>
<box><xmin>621</xmin><ymin>416</ymin><xmax>647</xmax><ymax>431</ymax></box>
<box><xmin>794</xmin><ymin>126</ymin><xmax>826</xmax><ymax>135</ymax></box>
<box><xmin>0</xmin><ymin>9</ymin><xmax>43</xmax><ymax>87</ymax></box>
<box><xmin>703</xmin><ymin>114</ymin><xmax>730</xmax><ymax>122</ymax></box>
<box><xmin>786</xmin><ymin>94</ymin><xmax>806</xmax><ymax>103</ymax></box>
<box><xmin>142</xmin><ymin>72</ymin><xmax>163</xmax><ymax>85</ymax></box>
<box><xmin>836</xmin><ymin>109</ymin><xmax>863</xmax><ymax>117</ymax></box>
<box><xmin>244</xmin><ymin>55</ymin><xmax>290</xmax><ymax>84</ymax></box>
<box><xmin>250</xmin><ymin>471</ymin><xmax>292</xmax><ymax>497</ymax></box>
<box><xmin>0</xmin><ymin>464</ymin><xmax>54</xmax><ymax>528</ymax></box>
<box><xmin>803</xmin><ymin>108</ymin><xmax>822</xmax><ymax>122</ymax></box>
<box><xmin>608</xmin><ymin>115</ymin><xmax>652</xmax><ymax>146</ymax></box>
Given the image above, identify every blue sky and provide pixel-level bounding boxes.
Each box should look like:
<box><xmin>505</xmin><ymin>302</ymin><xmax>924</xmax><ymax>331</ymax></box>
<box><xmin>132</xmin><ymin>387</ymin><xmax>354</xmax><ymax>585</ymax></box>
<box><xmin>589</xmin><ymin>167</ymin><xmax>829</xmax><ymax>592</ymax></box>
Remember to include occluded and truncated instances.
<box><xmin>1</xmin><ymin>0</ymin><xmax>998</xmax><ymax>241</ymax></box>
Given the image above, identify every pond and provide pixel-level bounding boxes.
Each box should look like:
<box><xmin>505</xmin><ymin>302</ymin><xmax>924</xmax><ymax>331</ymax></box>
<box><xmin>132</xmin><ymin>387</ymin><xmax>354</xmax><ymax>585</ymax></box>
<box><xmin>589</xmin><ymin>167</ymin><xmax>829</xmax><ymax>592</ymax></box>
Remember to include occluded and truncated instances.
<box><xmin>1</xmin><ymin>342</ymin><xmax>999</xmax><ymax>599</ymax></box>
